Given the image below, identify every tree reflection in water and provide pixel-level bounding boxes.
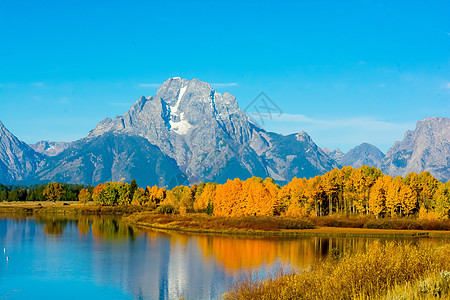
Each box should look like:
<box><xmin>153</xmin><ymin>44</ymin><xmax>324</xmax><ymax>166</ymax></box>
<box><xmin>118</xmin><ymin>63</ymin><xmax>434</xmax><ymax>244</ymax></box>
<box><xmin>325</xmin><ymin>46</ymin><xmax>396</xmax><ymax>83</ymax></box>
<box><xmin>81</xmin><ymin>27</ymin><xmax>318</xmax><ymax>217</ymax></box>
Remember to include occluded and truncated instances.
<box><xmin>37</xmin><ymin>215</ymin><xmax>140</xmax><ymax>239</ymax></box>
<box><xmin>2</xmin><ymin>215</ymin><xmax>447</xmax><ymax>300</ymax></box>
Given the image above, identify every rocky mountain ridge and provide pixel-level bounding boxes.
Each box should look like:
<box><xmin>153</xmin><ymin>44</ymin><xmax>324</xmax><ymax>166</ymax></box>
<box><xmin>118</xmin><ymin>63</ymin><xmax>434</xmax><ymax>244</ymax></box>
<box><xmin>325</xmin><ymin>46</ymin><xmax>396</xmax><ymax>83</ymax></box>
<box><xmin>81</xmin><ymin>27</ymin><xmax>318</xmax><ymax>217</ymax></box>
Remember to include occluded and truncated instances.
<box><xmin>0</xmin><ymin>78</ymin><xmax>448</xmax><ymax>185</ymax></box>
<box><xmin>0</xmin><ymin>78</ymin><xmax>338</xmax><ymax>186</ymax></box>
<box><xmin>381</xmin><ymin>117</ymin><xmax>449</xmax><ymax>182</ymax></box>
<box><xmin>0</xmin><ymin>121</ymin><xmax>42</xmax><ymax>183</ymax></box>
<box><xmin>337</xmin><ymin>143</ymin><xmax>385</xmax><ymax>169</ymax></box>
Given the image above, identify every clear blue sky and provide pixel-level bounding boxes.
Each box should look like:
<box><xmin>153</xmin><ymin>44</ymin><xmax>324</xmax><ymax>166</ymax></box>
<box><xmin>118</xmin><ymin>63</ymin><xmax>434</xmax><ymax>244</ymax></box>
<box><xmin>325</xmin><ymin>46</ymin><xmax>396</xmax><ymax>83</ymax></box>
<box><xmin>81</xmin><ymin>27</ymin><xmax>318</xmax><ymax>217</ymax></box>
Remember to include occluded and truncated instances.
<box><xmin>0</xmin><ymin>0</ymin><xmax>449</xmax><ymax>152</ymax></box>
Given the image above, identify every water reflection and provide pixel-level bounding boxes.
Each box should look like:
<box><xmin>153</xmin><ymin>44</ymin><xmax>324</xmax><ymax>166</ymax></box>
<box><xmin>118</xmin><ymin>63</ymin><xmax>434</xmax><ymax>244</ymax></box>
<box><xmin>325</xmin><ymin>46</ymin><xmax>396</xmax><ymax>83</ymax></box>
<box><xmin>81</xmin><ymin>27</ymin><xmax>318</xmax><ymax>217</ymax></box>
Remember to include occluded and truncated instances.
<box><xmin>0</xmin><ymin>215</ymin><xmax>447</xmax><ymax>300</ymax></box>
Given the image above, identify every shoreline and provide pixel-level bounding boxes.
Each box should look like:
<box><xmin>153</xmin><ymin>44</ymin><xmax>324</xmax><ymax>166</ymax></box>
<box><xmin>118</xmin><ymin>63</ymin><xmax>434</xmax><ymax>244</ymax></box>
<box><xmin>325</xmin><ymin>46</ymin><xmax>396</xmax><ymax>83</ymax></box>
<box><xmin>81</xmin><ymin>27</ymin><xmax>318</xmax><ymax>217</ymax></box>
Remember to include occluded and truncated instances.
<box><xmin>0</xmin><ymin>201</ymin><xmax>148</xmax><ymax>215</ymax></box>
<box><xmin>124</xmin><ymin>212</ymin><xmax>450</xmax><ymax>238</ymax></box>
<box><xmin>1</xmin><ymin>202</ymin><xmax>450</xmax><ymax>238</ymax></box>
<box><xmin>130</xmin><ymin>219</ymin><xmax>450</xmax><ymax>238</ymax></box>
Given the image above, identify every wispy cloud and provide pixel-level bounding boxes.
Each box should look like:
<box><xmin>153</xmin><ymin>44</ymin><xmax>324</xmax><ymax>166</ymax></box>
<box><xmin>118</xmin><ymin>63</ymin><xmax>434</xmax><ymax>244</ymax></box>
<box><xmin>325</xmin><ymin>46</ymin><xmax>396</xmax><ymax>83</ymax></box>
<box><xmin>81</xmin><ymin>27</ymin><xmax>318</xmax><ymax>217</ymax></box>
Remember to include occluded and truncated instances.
<box><xmin>446</xmin><ymin>83</ymin><xmax>450</xmax><ymax>89</ymax></box>
<box><xmin>211</xmin><ymin>82</ymin><xmax>238</xmax><ymax>88</ymax></box>
<box><xmin>138</xmin><ymin>83</ymin><xmax>161</xmax><ymax>88</ymax></box>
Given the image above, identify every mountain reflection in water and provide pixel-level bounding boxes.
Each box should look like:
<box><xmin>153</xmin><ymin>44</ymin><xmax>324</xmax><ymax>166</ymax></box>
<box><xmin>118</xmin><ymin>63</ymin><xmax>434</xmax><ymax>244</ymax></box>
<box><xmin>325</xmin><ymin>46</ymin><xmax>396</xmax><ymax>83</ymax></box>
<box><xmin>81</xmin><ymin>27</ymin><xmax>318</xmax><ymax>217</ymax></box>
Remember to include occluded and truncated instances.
<box><xmin>0</xmin><ymin>215</ymin><xmax>444</xmax><ymax>300</ymax></box>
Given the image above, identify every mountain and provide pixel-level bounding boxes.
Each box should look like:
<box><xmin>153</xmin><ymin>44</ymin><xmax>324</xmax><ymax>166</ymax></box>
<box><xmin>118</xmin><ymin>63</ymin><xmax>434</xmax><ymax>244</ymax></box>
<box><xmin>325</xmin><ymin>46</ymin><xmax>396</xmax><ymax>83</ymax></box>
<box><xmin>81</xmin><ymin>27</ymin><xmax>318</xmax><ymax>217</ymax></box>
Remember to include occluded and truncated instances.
<box><xmin>381</xmin><ymin>117</ymin><xmax>450</xmax><ymax>182</ymax></box>
<box><xmin>2</xmin><ymin>80</ymin><xmax>448</xmax><ymax>186</ymax></box>
<box><xmin>338</xmin><ymin>143</ymin><xmax>385</xmax><ymax>168</ymax></box>
<box><xmin>86</xmin><ymin>77</ymin><xmax>337</xmax><ymax>184</ymax></box>
<box><xmin>2</xmin><ymin>84</ymin><xmax>449</xmax><ymax>185</ymax></box>
<box><xmin>34</xmin><ymin>133</ymin><xmax>186</xmax><ymax>187</ymax></box>
<box><xmin>322</xmin><ymin>147</ymin><xmax>345</xmax><ymax>162</ymax></box>
<box><xmin>0</xmin><ymin>78</ymin><xmax>337</xmax><ymax>186</ymax></box>
<box><xmin>0</xmin><ymin>121</ymin><xmax>42</xmax><ymax>184</ymax></box>
<box><xmin>252</xmin><ymin>129</ymin><xmax>337</xmax><ymax>181</ymax></box>
<box><xmin>30</xmin><ymin>141</ymin><xmax>71</xmax><ymax>156</ymax></box>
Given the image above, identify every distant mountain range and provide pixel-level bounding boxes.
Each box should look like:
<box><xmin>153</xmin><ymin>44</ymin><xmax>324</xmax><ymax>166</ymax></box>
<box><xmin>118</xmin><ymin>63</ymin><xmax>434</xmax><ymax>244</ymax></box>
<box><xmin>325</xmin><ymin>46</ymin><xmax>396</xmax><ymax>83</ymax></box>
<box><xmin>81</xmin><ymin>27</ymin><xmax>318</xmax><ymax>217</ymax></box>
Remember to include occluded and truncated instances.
<box><xmin>0</xmin><ymin>78</ymin><xmax>448</xmax><ymax>186</ymax></box>
<box><xmin>321</xmin><ymin>117</ymin><xmax>449</xmax><ymax>182</ymax></box>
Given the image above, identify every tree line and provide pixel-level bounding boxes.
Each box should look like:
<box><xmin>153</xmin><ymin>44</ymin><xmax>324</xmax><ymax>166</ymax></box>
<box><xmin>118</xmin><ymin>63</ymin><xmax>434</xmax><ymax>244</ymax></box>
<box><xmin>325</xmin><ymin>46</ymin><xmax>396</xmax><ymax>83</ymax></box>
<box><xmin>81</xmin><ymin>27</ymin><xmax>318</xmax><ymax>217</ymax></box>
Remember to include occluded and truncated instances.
<box><xmin>1</xmin><ymin>166</ymin><xmax>449</xmax><ymax>219</ymax></box>
<box><xmin>0</xmin><ymin>182</ymin><xmax>92</xmax><ymax>202</ymax></box>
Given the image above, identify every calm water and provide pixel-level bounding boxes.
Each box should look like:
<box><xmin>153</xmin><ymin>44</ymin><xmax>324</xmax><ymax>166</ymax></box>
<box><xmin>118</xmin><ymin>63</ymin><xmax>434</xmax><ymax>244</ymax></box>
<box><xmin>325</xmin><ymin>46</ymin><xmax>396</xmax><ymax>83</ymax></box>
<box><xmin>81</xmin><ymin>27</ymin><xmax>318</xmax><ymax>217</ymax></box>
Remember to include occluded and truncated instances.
<box><xmin>0</xmin><ymin>215</ymin><xmax>446</xmax><ymax>300</ymax></box>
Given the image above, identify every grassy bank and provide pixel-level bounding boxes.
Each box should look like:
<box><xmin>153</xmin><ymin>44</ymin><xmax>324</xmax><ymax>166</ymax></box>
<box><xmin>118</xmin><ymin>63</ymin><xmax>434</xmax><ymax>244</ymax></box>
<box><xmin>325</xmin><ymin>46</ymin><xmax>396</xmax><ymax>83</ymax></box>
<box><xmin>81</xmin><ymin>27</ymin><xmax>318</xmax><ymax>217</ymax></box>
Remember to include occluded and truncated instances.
<box><xmin>310</xmin><ymin>215</ymin><xmax>450</xmax><ymax>231</ymax></box>
<box><xmin>124</xmin><ymin>213</ymin><xmax>316</xmax><ymax>236</ymax></box>
<box><xmin>2</xmin><ymin>202</ymin><xmax>450</xmax><ymax>237</ymax></box>
<box><xmin>224</xmin><ymin>242</ymin><xmax>450</xmax><ymax>300</ymax></box>
<box><xmin>0</xmin><ymin>201</ymin><xmax>148</xmax><ymax>216</ymax></box>
<box><xmin>124</xmin><ymin>213</ymin><xmax>450</xmax><ymax>237</ymax></box>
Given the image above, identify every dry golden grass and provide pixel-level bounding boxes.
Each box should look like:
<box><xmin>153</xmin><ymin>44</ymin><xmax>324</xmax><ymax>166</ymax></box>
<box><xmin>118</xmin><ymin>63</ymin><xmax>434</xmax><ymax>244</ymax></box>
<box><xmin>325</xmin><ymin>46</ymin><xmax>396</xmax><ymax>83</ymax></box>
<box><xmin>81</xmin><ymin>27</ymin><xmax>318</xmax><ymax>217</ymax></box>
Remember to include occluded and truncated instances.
<box><xmin>0</xmin><ymin>201</ymin><xmax>147</xmax><ymax>215</ymax></box>
<box><xmin>224</xmin><ymin>242</ymin><xmax>450</xmax><ymax>300</ymax></box>
<box><xmin>125</xmin><ymin>213</ymin><xmax>450</xmax><ymax>237</ymax></box>
<box><xmin>310</xmin><ymin>215</ymin><xmax>450</xmax><ymax>231</ymax></box>
<box><xmin>379</xmin><ymin>270</ymin><xmax>450</xmax><ymax>300</ymax></box>
<box><xmin>124</xmin><ymin>213</ymin><xmax>315</xmax><ymax>235</ymax></box>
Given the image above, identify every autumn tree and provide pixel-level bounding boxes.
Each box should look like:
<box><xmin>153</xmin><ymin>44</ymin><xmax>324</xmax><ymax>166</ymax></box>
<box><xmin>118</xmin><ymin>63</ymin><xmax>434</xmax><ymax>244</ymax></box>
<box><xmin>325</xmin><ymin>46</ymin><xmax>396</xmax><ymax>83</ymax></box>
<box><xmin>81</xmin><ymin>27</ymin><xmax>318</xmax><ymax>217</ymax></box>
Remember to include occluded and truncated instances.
<box><xmin>322</xmin><ymin>169</ymin><xmax>343</xmax><ymax>215</ymax></box>
<box><xmin>400</xmin><ymin>184</ymin><xmax>416</xmax><ymax>216</ymax></box>
<box><xmin>369</xmin><ymin>176</ymin><xmax>390</xmax><ymax>218</ymax></box>
<box><xmin>92</xmin><ymin>183</ymin><xmax>105</xmax><ymax>205</ymax></box>
<box><xmin>214</xmin><ymin>178</ymin><xmax>245</xmax><ymax>217</ymax></box>
<box><xmin>434</xmin><ymin>182</ymin><xmax>450</xmax><ymax>219</ymax></box>
<box><xmin>194</xmin><ymin>182</ymin><xmax>217</xmax><ymax>212</ymax></box>
<box><xmin>306</xmin><ymin>176</ymin><xmax>327</xmax><ymax>216</ymax></box>
<box><xmin>386</xmin><ymin>177</ymin><xmax>402</xmax><ymax>217</ymax></box>
<box><xmin>132</xmin><ymin>187</ymin><xmax>145</xmax><ymax>205</ymax></box>
<box><xmin>418</xmin><ymin>172</ymin><xmax>439</xmax><ymax>209</ymax></box>
<box><xmin>43</xmin><ymin>182</ymin><xmax>66</xmax><ymax>202</ymax></box>
<box><xmin>78</xmin><ymin>188</ymin><xmax>92</xmax><ymax>204</ymax></box>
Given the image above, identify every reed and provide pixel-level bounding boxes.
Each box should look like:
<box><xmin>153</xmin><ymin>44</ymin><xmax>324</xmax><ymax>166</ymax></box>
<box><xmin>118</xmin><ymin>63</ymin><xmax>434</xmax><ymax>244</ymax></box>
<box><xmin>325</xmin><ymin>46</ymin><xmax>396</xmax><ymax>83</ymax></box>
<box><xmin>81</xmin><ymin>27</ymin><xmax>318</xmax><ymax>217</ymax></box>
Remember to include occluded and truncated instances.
<box><xmin>224</xmin><ymin>242</ymin><xmax>450</xmax><ymax>300</ymax></box>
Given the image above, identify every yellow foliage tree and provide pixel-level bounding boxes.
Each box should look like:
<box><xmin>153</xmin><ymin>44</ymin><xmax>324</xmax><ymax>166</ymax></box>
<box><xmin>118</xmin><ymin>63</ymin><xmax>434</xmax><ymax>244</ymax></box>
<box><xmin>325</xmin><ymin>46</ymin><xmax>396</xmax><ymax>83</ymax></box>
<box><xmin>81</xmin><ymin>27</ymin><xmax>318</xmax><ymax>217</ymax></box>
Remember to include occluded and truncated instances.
<box><xmin>78</xmin><ymin>188</ymin><xmax>91</xmax><ymax>204</ymax></box>
<box><xmin>368</xmin><ymin>176</ymin><xmax>390</xmax><ymax>218</ymax></box>
<box><xmin>400</xmin><ymin>184</ymin><xmax>416</xmax><ymax>216</ymax></box>
<box><xmin>43</xmin><ymin>182</ymin><xmax>66</xmax><ymax>202</ymax></box>
<box><xmin>92</xmin><ymin>183</ymin><xmax>105</xmax><ymax>205</ymax></box>
<box><xmin>386</xmin><ymin>177</ymin><xmax>402</xmax><ymax>217</ymax></box>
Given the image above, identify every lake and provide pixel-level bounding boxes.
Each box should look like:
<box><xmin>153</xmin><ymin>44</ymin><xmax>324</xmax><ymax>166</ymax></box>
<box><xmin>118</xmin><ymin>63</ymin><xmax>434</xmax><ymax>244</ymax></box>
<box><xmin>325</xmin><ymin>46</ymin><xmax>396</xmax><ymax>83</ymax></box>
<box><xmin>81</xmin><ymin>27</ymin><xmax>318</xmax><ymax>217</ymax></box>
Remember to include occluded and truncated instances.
<box><xmin>0</xmin><ymin>215</ymin><xmax>446</xmax><ymax>299</ymax></box>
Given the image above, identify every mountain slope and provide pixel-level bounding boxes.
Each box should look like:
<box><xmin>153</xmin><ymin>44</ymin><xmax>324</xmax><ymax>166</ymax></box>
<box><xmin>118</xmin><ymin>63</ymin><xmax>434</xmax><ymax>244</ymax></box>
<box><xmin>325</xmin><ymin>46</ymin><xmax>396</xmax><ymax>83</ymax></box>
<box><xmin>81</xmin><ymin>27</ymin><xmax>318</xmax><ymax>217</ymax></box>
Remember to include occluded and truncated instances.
<box><xmin>0</xmin><ymin>121</ymin><xmax>42</xmax><ymax>184</ymax></box>
<box><xmin>381</xmin><ymin>117</ymin><xmax>450</xmax><ymax>181</ymax></box>
<box><xmin>34</xmin><ymin>133</ymin><xmax>186</xmax><ymax>187</ymax></box>
<box><xmin>251</xmin><ymin>127</ymin><xmax>338</xmax><ymax>181</ymax></box>
<box><xmin>1</xmin><ymin>78</ymin><xmax>341</xmax><ymax>186</ymax></box>
<box><xmin>338</xmin><ymin>143</ymin><xmax>385</xmax><ymax>168</ymax></box>
<box><xmin>322</xmin><ymin>147</ymin><xmax>345</xmax><ymax>162</ymax></box>
<box><xmin>30</xmin><ymin>141</ymin><xmax>71</xmax><ymax>157</ymax></box>
<box><xmin>87</xmin><ymin>77</ymin><xmax>336</xmax><ymax>184</ymax></box>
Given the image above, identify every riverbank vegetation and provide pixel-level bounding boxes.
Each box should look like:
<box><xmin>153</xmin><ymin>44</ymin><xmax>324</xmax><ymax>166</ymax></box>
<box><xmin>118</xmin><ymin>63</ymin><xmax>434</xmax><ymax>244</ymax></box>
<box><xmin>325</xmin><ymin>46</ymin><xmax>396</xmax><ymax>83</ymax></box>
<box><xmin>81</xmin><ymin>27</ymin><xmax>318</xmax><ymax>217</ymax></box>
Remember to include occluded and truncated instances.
<box><xmin>1</xmin><ymin>166</ymin><xmax>449</xmax><ymax>225</ymax></box>
<box><xmin>124</xmin><ymin>213</ymin><xmax>315</xmax><ymax>235</ymax></box>
<box><xmin>224</xmin><ymin>242</ymin><xmax>450</xmax><ymax>299</ymax></box>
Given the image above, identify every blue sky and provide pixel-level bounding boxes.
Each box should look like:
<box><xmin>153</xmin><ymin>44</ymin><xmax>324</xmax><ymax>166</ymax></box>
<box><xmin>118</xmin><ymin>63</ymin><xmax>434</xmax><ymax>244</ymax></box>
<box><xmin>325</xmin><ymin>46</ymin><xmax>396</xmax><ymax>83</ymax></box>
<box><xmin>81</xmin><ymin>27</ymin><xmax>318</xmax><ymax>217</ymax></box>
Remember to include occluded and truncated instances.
<box><xmin>0</xmin><ymin>0</ymin><xmax>449</xmax><ymax>152</ymax></box>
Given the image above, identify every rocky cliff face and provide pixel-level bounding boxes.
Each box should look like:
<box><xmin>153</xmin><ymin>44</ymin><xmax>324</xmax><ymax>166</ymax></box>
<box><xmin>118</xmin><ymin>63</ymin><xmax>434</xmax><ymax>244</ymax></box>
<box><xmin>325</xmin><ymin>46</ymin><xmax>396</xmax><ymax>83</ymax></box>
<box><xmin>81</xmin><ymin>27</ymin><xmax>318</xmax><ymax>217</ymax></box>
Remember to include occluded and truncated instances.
<box><xmin>0</xmin><ymin>121</ymin><xmax>42</xmax><ymax>184</ymax></box>
<box><xmin>30</xmin><ymin>141</ymin><xmax>71</xmax><ymax>157</ymax></box>
<box><xmin>381</xmin><ymin>117</ymin><xmax>450</xmax><ymax>181</ymax></box>
<box><xmin>2</xmin><ymin>82</ymin><xmax>448</xmax><ymax>186</ymax></box>
<box><xmin>338</xmin><ymin>143</ymin><xmax>385</xmax><ymax>168</ymax></box>
<box><xmin>1</xmin><ymin>78</ymin><xmax>337</xmax><ymax>186</ymax></box>
<box><xmin>322</xmin><ymin>147</ymin><xmax>345</xmax><ymax>162</ymax></box>
<box><xmin>86</xmin><ymin>77</ymin><xmax>337</xmax><ymax>184</ymax></box>
<box><xmin>34</xmin><ymin>133</ymin><xmax>186</xmax><ymax>187</ymax></box>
